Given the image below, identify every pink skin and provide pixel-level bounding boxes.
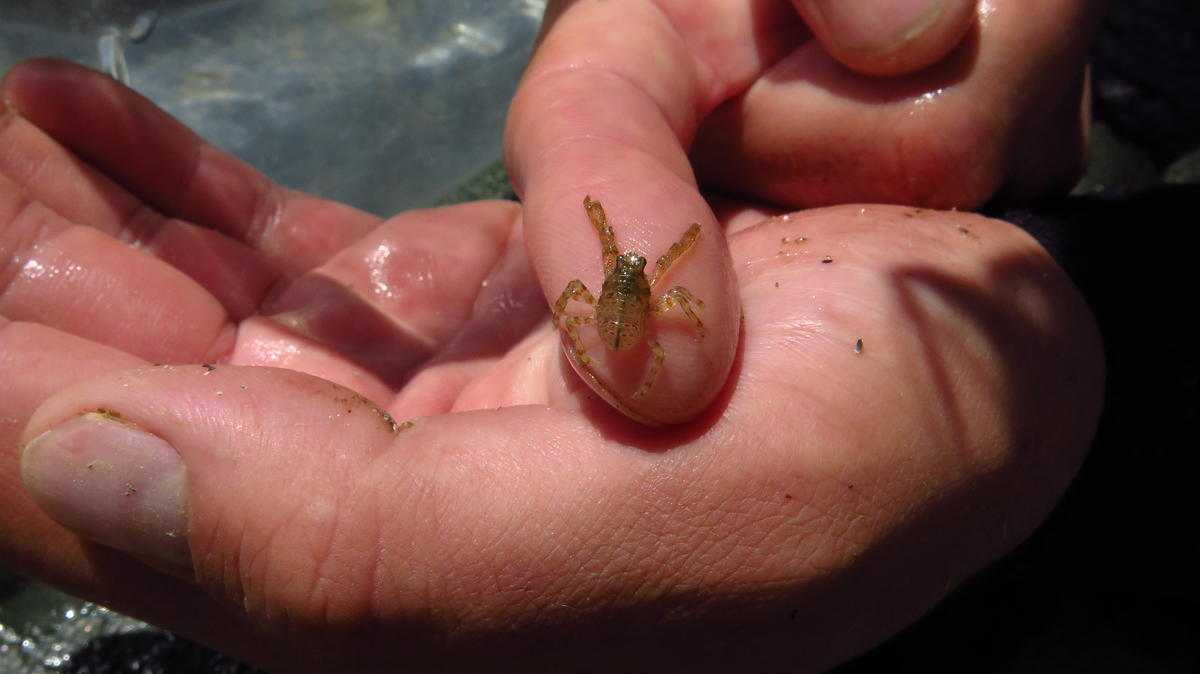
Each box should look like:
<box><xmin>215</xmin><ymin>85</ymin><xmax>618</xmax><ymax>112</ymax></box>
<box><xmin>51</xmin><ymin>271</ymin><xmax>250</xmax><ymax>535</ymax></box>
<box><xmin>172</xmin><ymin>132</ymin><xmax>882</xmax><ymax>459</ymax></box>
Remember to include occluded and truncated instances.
<box><xmin>508</xmin><ymin>0</ymin><xmax>1107</xmax><ymax>422</ymax></box>
<box><xmin>0</xmin><ymin>57</ymin><xmax>1103</xmax><ymax>672</ymax></box>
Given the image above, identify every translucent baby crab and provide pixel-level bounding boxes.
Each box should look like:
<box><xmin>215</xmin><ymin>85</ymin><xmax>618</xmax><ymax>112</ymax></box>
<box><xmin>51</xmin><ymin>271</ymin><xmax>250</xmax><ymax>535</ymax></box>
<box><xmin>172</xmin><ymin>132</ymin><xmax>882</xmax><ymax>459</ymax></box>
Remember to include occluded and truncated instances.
<box><xmin>552</xmin><ymin>195</ymin><xmax>706</xmax><ymax>399</ymax></box>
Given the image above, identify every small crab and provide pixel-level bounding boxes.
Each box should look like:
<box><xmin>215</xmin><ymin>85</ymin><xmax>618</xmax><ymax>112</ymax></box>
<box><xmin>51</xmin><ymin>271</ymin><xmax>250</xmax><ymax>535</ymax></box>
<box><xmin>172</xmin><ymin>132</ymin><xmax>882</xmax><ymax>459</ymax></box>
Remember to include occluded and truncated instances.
<box><xmin>552</xmin><ymin>195</ymin><xmax>705</xmax><ymax>398</ymax></box>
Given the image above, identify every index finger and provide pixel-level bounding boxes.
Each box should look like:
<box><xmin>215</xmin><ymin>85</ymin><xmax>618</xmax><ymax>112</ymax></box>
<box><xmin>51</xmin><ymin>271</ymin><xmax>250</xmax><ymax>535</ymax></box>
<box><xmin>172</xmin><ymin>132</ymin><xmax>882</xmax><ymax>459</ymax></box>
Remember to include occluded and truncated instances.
<box><xmin>505</xmin><ymin>1</ymin><xmax>800</xmax><ymax>424</ymax></box>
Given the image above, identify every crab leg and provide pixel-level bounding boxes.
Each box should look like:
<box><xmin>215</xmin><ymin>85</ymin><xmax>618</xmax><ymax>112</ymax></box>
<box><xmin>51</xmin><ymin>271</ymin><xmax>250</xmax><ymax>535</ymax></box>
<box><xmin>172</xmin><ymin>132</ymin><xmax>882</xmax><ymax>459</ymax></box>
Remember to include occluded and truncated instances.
<box><xmin>553</xmin><ymin>279</ymin><xmax>598</xmax><ymax>365</ymax></box>
<box><xmin>633</xmin><ymin>337</ymin><xmax>667</xmax><ymax>398</ymax></box>
<box><xmin>584</xmin><ymin>196</ymin><xmax>620</xmax><ymax>276</ymax></box>
<box><xmin>651</xmin><ymin>286</ymin><xmax>706</xmax><ymax>342</ymax></box>
<box><xmin>650</xmin><ymin>222</ymin><xmax>700</xmax><ymax>289</ymax></box>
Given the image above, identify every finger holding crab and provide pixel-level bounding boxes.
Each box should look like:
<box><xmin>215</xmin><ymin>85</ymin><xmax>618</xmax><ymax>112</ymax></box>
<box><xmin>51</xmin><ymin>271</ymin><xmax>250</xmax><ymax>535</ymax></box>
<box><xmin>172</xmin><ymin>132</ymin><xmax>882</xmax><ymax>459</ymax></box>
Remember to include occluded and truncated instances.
<box><xmin>504</xmin><ymin>9</ymin><xmax>744</xmax><ymax>426</ymax></box>
<box><xmin>540</xmin><ymin>190</ymin><xmax>738</xmax><ymax>426</ymax></box>
<box><xmin>553</xmin><ymin>195</ymin><xmax>707</xmax><ymax>394</ymax></box>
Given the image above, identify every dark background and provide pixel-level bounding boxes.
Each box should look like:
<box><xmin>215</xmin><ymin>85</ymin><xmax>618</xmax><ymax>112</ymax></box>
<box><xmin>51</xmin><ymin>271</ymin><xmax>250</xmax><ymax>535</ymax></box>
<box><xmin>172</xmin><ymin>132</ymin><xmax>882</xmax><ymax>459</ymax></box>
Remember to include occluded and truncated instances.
<box><xmin>841</xmin><ymin>0</ymin><xmax>1200</xmax><ymax>671</ymax></box>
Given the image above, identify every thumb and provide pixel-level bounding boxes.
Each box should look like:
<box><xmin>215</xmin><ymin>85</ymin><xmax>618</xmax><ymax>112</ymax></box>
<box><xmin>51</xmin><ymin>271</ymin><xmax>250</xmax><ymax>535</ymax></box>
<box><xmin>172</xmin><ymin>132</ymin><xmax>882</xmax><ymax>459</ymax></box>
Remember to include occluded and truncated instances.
<box><xmin>793</xmin><ymin>0</ymin><xmax>978</xmax><ymax>75</ymax></box>
<box><xmin>21</xmin><ymin>364</ymin><xmax>405</xmax><ymax>587</ymax></box>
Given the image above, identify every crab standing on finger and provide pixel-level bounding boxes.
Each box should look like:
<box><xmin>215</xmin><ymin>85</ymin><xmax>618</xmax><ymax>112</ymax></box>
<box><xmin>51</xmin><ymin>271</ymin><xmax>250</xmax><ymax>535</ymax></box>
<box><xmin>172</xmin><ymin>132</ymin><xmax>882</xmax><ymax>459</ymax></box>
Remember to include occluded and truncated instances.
<box><xmin>553</xmin><ymin>195</ymin><xmax>705</xmax><ymax>399</ymax></box>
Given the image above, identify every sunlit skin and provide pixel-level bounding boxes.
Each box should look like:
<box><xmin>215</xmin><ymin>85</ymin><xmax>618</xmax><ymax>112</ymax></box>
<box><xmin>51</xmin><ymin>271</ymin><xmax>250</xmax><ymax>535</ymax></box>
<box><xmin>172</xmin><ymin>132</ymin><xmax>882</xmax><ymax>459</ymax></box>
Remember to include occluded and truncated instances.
<box><xmin>0</xmin><ymin>0</ymin><xmax>1111</xmax><ymax>664</ymax></box>
<box><xmin>508</xmin><ymin>0</ymin><xmax>1105</xmax><ymax>425</ymax></box>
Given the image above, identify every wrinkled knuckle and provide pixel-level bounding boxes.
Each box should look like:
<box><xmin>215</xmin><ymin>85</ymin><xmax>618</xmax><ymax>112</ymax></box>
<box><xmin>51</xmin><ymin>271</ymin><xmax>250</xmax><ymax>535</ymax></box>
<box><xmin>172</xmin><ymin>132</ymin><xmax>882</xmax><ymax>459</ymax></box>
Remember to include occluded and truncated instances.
<box><xmin>892</xmin><ymin>109</ymin><xmax>1007</xmax><ymax>208</ymax></box>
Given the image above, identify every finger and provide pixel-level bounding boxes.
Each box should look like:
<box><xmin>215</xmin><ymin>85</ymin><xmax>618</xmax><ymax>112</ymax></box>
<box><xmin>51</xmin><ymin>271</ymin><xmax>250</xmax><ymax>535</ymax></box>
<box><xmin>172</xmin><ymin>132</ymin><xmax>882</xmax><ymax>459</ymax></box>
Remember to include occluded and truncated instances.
<box><xmin>389</xmin><ymin>213</ymin><xmax>551</xmax><ymax>417</ymax></box>
<box><xmin>506</xmin><ymin>1</ymin><xmax>804</xmax><ymax>423</ymax></box>
<box><xmin>0</xmin><ymin>177</ymin><xmax>236</xmax><ymax>363</ymax></box>
<box><xmin>792</xmin><ymin>0</ymin><xmax>977</xmax><ymax>75</ymax></box>
<box><xmin>693</xmin><ymin>0</ymin><xmax>1107</xmax><ymax>208</ymax></box>
<box><xmin>233</xmin><ymin>201</ymin><xmax>534</xmax><ymax>406</ymax></box>
<box><xmin>1</xmin><ymin>59</ymin><xmax>380</xmax><ymax>276</ymax></box>
<box><xmin>0</xmin><ymin>112</ymin><xmax>276</xmax><ymax>319</ymax></box>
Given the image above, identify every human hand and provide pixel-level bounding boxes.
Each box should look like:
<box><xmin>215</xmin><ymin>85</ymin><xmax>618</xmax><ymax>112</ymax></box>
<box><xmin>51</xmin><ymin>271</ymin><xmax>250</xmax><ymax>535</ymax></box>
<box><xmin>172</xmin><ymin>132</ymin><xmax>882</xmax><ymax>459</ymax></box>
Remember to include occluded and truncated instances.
<box><xmin>508</xmin><ymin>0</ymin><xmax>1107</xmax><ymax>421</ymax></box>
<box><xmin>2</xmin><ymin>59</ymin><xmax>1102</xmax><ymax>672</ymax></box>
<box><xmin>509</xmin><ymin>0</ymin><xmax>1106</xmax><ymax>209</ymax></box>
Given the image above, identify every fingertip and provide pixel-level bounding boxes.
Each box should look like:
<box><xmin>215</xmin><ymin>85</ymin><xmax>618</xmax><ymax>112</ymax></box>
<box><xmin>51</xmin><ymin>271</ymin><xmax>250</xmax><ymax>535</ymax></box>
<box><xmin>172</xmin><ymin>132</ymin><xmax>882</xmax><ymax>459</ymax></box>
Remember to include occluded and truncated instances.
<box><xmin>795</xmin><ymin>0</ymin><xmax>977</xmax><ymax>76</ymax></box>
<box><xmin>1</xmin><ymin>58</ymin><xmax>47</xmax><ymax>115</ymax></box>
<box><xmin>2</xmin><ymin>58</ymin><xmax>100</xmax><ymax>114</ymax></box>
<box><xmin>2</xmin><ymin>57</ymin><xmax>49</xmax><ymax>96</ymax></box>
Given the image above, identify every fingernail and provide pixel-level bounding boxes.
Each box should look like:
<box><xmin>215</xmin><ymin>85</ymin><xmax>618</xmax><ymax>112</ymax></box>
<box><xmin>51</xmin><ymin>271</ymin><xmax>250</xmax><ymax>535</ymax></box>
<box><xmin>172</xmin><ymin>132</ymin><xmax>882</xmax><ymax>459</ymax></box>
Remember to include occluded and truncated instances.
<box><xmin>22</xmin><ymin>412</ymin><xmax>190</xmax><ymax>571</ymax></box>
<box><xmin>807</xmin><ymin>0</ymin><xmax>947</xmax><ymax>53</ymax></box>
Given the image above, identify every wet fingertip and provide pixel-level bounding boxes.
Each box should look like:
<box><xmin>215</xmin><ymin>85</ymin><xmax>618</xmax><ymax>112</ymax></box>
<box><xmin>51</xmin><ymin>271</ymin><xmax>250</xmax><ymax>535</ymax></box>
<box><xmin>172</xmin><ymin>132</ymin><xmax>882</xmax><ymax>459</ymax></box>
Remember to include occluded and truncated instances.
<box><xmin>2</xmin><ymin>57</ymin><xmax>48</xmax><ymax>92</ymax></box>
<box><xmin>1</xmin><ymin>58</ymin><xmax>57</xmax><ymax>118</ymax></box>
<box><xmin>3</xmin><ymin>58</ymin><xmax>106</xmax><ymax>111</ymax></box>
<box><xmin>0</xmin><ymin>71</ymin><xmax>19</xmax><ymax>115</ymax></box>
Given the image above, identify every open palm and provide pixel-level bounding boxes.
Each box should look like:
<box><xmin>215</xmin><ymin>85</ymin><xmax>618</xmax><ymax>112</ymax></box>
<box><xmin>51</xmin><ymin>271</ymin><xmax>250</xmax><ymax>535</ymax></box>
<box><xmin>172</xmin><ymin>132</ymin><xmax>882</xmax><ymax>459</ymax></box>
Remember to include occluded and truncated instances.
<box><xmin>2</xmin><ymin>59</ymin><xmax>1102</xmax><ymax>672</ymax></box>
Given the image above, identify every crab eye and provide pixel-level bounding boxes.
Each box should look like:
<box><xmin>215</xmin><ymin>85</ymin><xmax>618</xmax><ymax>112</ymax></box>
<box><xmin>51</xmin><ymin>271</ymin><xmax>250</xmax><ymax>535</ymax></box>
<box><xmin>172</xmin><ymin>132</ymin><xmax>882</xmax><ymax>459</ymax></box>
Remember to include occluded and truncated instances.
<box><xmin>625</xmin><ymin>254</ymin><xmax>646</xmax><ymax>269</ymax></box>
